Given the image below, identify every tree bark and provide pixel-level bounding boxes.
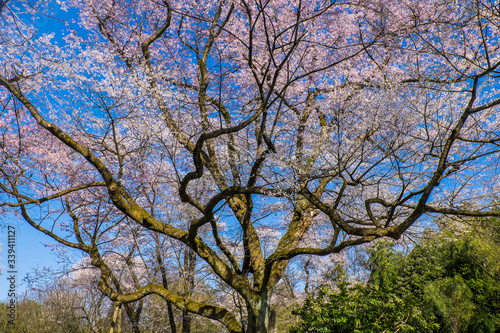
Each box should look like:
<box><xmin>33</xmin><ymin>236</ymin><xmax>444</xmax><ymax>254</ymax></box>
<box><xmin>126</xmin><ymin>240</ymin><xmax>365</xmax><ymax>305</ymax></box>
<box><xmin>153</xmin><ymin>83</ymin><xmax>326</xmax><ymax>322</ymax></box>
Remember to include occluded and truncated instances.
<box><xmin>109</xmin><ymin>303</ymin><xmax>122</xmax><ymax>333</ymax></box>
<box><xmin>245</xmin><ymin>292</ymin><xmax>275</xmax><ymax>333</ymax></box>
<box><xmin>122</xmin><ymin>300</ymin><xmax>142</xmax><ymax>333</ymax></box>
<box><xmin>155</xmin><ymin>234</ymin><xmax>178</xmax><ymax>333</ymax></box>
<box><xmin>182</xmin><ymin>247</ymin><xmax>197</xmax><ymax>333</ymax></box>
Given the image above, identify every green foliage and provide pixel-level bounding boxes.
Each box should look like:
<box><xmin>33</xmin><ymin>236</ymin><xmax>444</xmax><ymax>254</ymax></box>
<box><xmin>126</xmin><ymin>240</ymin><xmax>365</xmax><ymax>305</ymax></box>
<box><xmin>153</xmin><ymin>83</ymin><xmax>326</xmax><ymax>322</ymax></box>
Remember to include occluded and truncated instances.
<box><xmin>0</xmin><ymin>299</ymin><xmax>86</xmax><ymax>333</ymax></box>
<box><xmin>291</xmin><ymin>219</ymin><xmax>500</xmax><ymax>333</ymax></box>
<box><xmin>424</xmin><ymin>276</ymin><xmax>475</xmax><ymax>332</ymax></box>
<box><xmin>290</xmin><ymin>282</ymin><xmax>423</xmax><ymax>333</ymax></box>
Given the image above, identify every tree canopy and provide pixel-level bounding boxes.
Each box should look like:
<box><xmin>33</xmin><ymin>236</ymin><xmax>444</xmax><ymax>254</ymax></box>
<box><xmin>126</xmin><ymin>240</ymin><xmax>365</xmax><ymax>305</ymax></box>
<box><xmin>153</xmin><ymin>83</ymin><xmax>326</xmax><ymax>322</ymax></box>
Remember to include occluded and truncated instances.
<box><xmin>2</xmin><ymin>1</ymin><xmax>500</xmax><ymax>332</ymax></box>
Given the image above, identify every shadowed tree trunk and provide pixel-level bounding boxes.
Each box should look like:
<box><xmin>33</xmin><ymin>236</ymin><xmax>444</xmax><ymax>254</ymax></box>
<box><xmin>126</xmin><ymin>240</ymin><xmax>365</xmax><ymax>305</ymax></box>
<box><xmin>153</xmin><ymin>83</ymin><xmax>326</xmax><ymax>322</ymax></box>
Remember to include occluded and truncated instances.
<box><xmin>182</xmin><ymin>247</ymin><xmax>197</xmax><ymax>333</ymax></box>
<box><xmin>155</xmin><ymin>234</ymin><xmax>178</xmax><ymax>333</ymax></box>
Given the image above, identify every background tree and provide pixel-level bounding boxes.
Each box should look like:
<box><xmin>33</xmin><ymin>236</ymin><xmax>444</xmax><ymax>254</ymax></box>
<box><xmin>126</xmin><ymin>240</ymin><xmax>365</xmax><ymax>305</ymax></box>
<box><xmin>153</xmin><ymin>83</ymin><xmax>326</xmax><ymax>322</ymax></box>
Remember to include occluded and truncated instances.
<box><xmin>3</xmin><ymin>1</ymin><xmax>500</xmax><ymax>332</ymax></box>
<box><xmin>1</xmin><ymin>284</ymin><xmax>98</xmax><ymax>333</ymax></box>
<box><xmin>292</xmin><ymin>217</ymin><xmax>500</xmax><ymax>332</ymax></box>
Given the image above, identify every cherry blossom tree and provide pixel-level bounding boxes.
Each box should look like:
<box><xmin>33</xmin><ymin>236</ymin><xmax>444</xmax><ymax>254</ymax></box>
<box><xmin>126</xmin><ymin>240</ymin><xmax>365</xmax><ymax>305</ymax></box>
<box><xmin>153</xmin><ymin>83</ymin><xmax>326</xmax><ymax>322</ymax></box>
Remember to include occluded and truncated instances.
<box><xmin>2</xmin><ymin>0</ymin><xmax>500</xmax><ymax>332</ymax></box>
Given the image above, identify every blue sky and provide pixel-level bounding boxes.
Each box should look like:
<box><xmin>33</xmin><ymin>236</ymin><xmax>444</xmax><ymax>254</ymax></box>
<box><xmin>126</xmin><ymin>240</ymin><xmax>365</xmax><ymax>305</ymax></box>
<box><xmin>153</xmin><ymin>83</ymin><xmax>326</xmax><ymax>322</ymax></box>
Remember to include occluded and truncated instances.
<box><xmin>0</xmin><ymin>0</ymin><xmax>78</xmax><ymax>300</ymax></box>
<box><xmin>0</xmin><ymin>213</ymin><xmax>61</xmax><ymax>297</ymax></box>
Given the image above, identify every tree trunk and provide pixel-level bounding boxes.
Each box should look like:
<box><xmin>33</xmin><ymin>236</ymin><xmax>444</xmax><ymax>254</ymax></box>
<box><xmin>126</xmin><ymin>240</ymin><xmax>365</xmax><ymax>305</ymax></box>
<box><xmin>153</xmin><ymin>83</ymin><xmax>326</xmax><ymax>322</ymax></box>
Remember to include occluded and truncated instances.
<box><xmin>245</xmin><ymin>292</ymin><xmax>275</xmax><ymax>333</ymax></box>
<box><xmin>123</xmin><ymin>302</ymin><xmax>141</xmax><ymax>333</ymax></box>
<box><xmin>155</xmin><ymin>234</ymin><xmax>178</xmax><ymax>333</ymax></box>
<box><xmin>182</xmin><ymin>247</ymin><xmax>197</xmax><ymax>333</ymax></box>
<box><xmin>109</xmin><ymin>303</ymin><xmax>122</xmax><ymax>333</ymax></box>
